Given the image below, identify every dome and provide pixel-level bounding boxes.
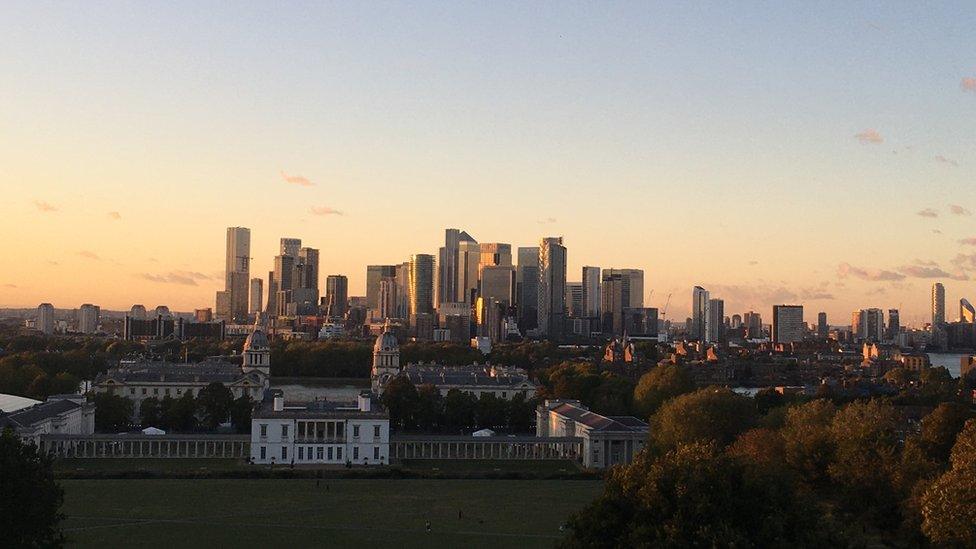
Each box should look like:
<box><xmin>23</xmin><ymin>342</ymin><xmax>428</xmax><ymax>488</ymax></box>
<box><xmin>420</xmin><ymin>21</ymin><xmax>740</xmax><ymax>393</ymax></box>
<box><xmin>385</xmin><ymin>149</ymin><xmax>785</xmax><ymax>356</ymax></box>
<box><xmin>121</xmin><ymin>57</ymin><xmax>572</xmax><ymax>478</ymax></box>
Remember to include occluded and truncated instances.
<box><xmin>244</xmin><ymin>329</ymin><xmax>269</xmax><ymax>351</ymax></box>
<box><xmin>374</xmin><ymin>327</ymin><xmax>398</xmax><ymax>353</ymax></box>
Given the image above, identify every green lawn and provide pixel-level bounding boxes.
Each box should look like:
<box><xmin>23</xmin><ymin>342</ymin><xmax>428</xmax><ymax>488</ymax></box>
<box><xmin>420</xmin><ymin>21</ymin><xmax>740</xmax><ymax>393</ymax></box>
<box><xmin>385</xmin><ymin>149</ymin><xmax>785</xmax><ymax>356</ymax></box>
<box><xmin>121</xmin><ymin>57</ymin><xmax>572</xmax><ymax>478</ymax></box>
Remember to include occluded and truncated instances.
<box><xmin>60</xmin><ymin>478</ymin><xmax>602</xmax><ymax>548</ymax></box>
<box><xmin>56</xmin><ymin>458</ymin><xmax>244</xmax><ymax>475</ymax></box>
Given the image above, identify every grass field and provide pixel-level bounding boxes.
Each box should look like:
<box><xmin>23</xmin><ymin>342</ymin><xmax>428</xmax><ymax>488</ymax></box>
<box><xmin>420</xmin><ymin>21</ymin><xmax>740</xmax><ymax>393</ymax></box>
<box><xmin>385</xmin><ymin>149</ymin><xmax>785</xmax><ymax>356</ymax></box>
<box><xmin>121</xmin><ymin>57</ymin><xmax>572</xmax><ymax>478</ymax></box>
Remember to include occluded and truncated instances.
<box><xmin>60</xmin><ymin>478</ymin><xmax>602</xmax><ymax>548</ymax></box>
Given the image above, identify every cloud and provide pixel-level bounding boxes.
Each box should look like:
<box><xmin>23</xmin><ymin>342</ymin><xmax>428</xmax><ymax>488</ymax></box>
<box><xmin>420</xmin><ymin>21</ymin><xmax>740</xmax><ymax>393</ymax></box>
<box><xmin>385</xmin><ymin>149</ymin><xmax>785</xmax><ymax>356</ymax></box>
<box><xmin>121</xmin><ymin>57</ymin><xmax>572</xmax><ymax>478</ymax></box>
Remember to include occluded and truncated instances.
<box><xmin>136</xmin><ymin>271</ymin><xmax>206</xmax><ymax>286</ymax></box>
<box><xmin>962</xmin><ymin>77</ymin><xmax>976</xmax><ymax>93</ymax></box>
<box><xmin>3</xmin><ymin>283</ymin><xmax>16</xmax><ymax>288</ymax></box>
<box><xmin>748</xmin><ymin>260</ymin><xmax>759</xmax><ymax>266</ymax></box>
<box><xmin>281</xmin><ymin>171</ymin><xmax>314</xmax><ymax>187</ymax></box>
<box><xmin>537</xmin><ymin>217</ymin><xmax>557</xmax><ymax>224</ymax></box>
<box><xmin>34</xmin><ymin>200</ymin><xmax>58</xmax><ymax>212</ymax></box>
<box><xmin>897</xmin><ymin>265</ymin><xmax>968</xmax><ymax>281</ymax></box>
<box><xmin>936</xmin><ymin>155</ymin><xmax>959</xmax><ymax>167</ymax></box>
<box><xmin>960</xmin><ymin>238</ymin><xmax>976</xmax><ymax>246</ymax></box>
<box><xmin>914</xmin><ymin>259</ymin><xmax>939</xmax><ymax>266</ymax></box>
<box><xmin>952</xmin><ymin>253</ymin><xmax>976</xmax><ymax>270</ymax></box>
<box><xmin>837</xmin><ymin>262</ymin><xmax>905</xmax><ymax>281</ymax></box>
<box><xmin>309</xmin><ymin>206</ymin><xmax>343</xmax><ymax>216</ymax></box>
<box><xmin>917</xmin><ymin>208</ymin><xmax>939</xmax><ymax>218</ymax></box>
<box><xmin>47</xmin><ymin>260</ymin><xmax>60</xmax><ymax>266</ymax></box>
<box><xmin>933</xmin><ymin>229</ymin><xmax>943</xmax><ymax>234</ymax></box>
<box><xmin>77</xmin><ymin>250</ymin><xmax>101</xmax><ymax>261</ymax></box>
<box><xmin>950</xmin><ymin>204</ymin><xmax>971</xmax><ymax>216</ymax></box>
<box><xmin>854</xmin><ymin>129</ymin><xmax>884</xmax><ymax>144</ymax></box>
<box><xmin>107</xmin><ymin>211</ymin><xmax>122</xmax><ymax>220</ymax></box>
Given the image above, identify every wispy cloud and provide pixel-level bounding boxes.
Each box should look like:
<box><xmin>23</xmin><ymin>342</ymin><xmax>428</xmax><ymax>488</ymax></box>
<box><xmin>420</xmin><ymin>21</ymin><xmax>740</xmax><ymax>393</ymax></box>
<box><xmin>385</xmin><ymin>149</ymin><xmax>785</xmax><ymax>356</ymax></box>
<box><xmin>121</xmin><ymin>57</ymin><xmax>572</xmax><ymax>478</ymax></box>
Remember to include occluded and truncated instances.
<box><xmin>960</xmin><ymin>238</ymin><xmax>976</xmax><ymax>246</ymax></box>
<box><xmin>136</xmin><ymin>271</ymin><xmax>211</xmax><ymax>286</ymax></box>
<box><xmin>107</xmin><ymin>211</ymin><xmax>122</xmax><ymax>220</ymax></box>
<box><xmin>950</xmin><ymin>204</ymin><xmax>971</xmax><ymax>216</ymax></box>
<box><xmin>898</xmin><ymin>264</ymin><xmax>968</xmax><ymax>281</ymax></box>
<box><xmin>77</xmin><ymin>250</ymin><xmax>101</xmax><ymax>261</ymax></box>
<box><xmin>837</xmin><ymin>262</ymin><xmax>905</xmax><ymax>281</ymax></box>
<box><xmin>936</xmin><ymin>155</ymin><xmax>959</xmax><ymax>167</ymax></box>
<box><xmin>917</xmin><ymin>208</ymin><xmax>939</xmax><ymax>218</ymax></box>
<box><xmin>537</xmin><ymin>217</ymin><xmax>557</xmax><ymax>224</ymax></box>
<box><xmin>34</xmin><ymin>200</ymin><xmax>58</xmax><ymax>212</ymax></box>
<box><xmin>747</xmin><ymin>260</ymin><xmax>759</xmax><ymax>266</ymax></box>
<box><xmin>933</xmin><ymin>229</ymin><xmax>943</xmax><ymax>234</ymax></box>
<box><xmin>952</xmin><ymin>253</ymin><xmax>976</xmax><ymax>270</ymax></box>
<box><xmin>309</xmin><ymin>206</ymin><xmax>343</xmax><ymax>216</ymax></box>
<box><xmin>3</xmin><ymin>283</ymin><xmax>16</xmax><ymax>289</ymax></box>
<box><xmin>915</xmin><ymin>259</ymin><xmax>938</xmax><ymax>266</ymax></box>
<box><xmin>962</xmin><ymin>77</ymin><xmax>976</xmax><ymax>93</ymax></box>
<box><xmin>281</xmin><ymin>171</ymin><xmax>314</xmax><ymax>187</ymax></box>
<box><xmin>854</xmin><ymin>129</ymin><xmax>884</xmax><ymax>144</ymax></box>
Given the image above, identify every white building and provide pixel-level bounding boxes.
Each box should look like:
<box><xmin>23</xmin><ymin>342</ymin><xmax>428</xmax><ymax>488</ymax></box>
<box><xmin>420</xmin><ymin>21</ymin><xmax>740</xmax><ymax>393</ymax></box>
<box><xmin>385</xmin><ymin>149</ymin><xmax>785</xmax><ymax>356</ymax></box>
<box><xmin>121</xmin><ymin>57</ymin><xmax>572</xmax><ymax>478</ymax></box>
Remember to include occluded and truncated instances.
<box><xmin>250</xmin><ymin>391</ymin><xmax>389</xmax><ymax>466</ymax></box>
<box><xmin>536</xmin><ymin>399</ymin><xmax>648</xmax><ymax>469</ymax></box>
<box><xmin>78</xmin><ymin>303</ymin><xmax>100</xmax><ymax>334</ymax></box>
<box><xmin>37</xmin><ymin>303</ymin><xmax>55</xmax><ymax>335</ymax></box>
<box><xmin>0</xmin><ymin>394</ymin><xmax>95</xmax><ymax>446</ymax></box>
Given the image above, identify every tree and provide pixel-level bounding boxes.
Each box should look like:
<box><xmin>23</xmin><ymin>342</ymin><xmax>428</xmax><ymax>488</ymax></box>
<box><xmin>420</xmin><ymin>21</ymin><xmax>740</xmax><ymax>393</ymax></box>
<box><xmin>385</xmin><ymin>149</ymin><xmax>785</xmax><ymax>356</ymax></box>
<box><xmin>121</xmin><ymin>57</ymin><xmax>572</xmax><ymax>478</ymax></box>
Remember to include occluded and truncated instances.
<box><xmin>921</xmin><ymin>421</ymin><xmax>976</xmax><ymax>546</ymax></box>
<box><xmin>650</xmin><ymin>388</ymin><xmax>757</xmax><ymax>450</ymax></box>
<box><xmin>442</xmin><ymin>389</ymin><xmax>477</xmax><ymax>431</ymax></box>
<box><xmin>229</xmin><ymin>395</ymin><xmax>254</xmax><ymax>433</ymax></box>
<box><xmin>197</xmin><ymin>382</ymin><xmax>234</xmax><ymax>430</ymax></box>
<box><xmin>0</xmin><ymin>430</ymin><xmax>64</xmax><ymax>547</ymax></box>
<box><xmin>561</xmin><ymin>441</ymin><xmax>825</xmax><ymax>548</ymax></box>
<box><xmin>92</xmin><ymin>392</ymin><xmax>133</xmax><ymax>432</ymax></box>
<box><xmin>413</xmin><ymin>384</ymin><xmax>443</xmax><ymax>432</ymax></box>
<box><xmin>139</xmin><ymin>397</ymin><xmax>162</xmax><ymax>427</ymax></box>
<box><xmin>160</xmin><ymin>393</ymin><xmax>198</xmax><ymax>432</ymax></box>
<box><xmin>632</xmin><ymin>364</ymin><xmax>695</xmax><ymax>419</ymax></box>
<box><xmin>780</xmin><ymin>399</ymin><xmax>836</xmax><ymax>485</ymax></box>
<box><xmin>380</xmin><ymin>376</ymin><xmax>419</xmax><ymax>431</ymax></box>
<box><xmin>919</xmin><ymin>403</ymin><xmax>973</xmax><ymax>465</ymax></box>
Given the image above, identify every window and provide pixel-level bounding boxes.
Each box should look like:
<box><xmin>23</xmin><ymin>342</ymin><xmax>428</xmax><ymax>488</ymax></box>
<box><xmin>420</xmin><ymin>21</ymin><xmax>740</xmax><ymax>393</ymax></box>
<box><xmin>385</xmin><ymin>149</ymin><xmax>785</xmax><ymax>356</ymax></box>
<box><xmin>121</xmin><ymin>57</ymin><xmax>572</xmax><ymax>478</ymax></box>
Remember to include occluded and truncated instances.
<box><xmin>316</xmin><ymin>447</ymin><xmax>323</xmax><ymax>460</ymax></box>
<box><xmin>129</xmin><ymin>388</ymin><xmax>135</xmax><ymax>395</ymax></box>
<box><xmin>353</xmin><ymin>425</ymin><xmax>360</xmax><ymax>438</ymax></box>
<box><xmin>298</xmin><ymin>447</ymin><xmax>304</xmax><ymax>460</ymax></box>
<box><xmin>353</xmin><ymin>447</ymin><xmax>359</xmax><ymax>460</ymax></box>
<box><xmin>153</xmin><ymin>388</ymin><xmax>159</xmax><ymax>395</ymax></box>
<box><xmin>327</xmin><ymin>447</ymin><xmax>333</xmax><ymax>460</ymax></box>
<box><xmin>373</xmin><ymin>425</ymin><xmax>380</xmax><ymax>439</ymax></box>
<box><xmin>281</xmin><ymin>424</ymin><xmax>289</xmax><ymax>438</ymax></box>
<box><xmin>165</xmin><ymin>388</ymin><xmax>170</xmax><ymax>395</ymax></box>
<box><xmin>373</xmin><ymin>446</ymin><xmax>380</xmax><ymax>460</ymax></box>
<box><xmin>281</xmin><ymin>446</ymin><xmax>288</xmax><ymax>461</ymax></box>
<box><xmin>260</xmin><ymin>446</ymin><xmax>266</xmax><ymax>460</ymax></box>
<box><xmin>177</xmin><ymin>389</ymin><xmax>182</xmax><ymax>395</ymax></box>
<box><xmin>142</xmin><ymin>388</ymin><xmax>147</xmax><ymax>395</ymax></box>
<box><xmin>502</xmin><ymin>392</ymin><xmax>507</xmax><ymax>399</ymax></box>
<box><xmin>260</xmin><ymin>424</ymin><xmax>268</xmax><ymax>437</ymax></box>
<box><xmin>336</xmin><ymin>447</ymin><xmax>342</xmax><ymax>461</ymax></box>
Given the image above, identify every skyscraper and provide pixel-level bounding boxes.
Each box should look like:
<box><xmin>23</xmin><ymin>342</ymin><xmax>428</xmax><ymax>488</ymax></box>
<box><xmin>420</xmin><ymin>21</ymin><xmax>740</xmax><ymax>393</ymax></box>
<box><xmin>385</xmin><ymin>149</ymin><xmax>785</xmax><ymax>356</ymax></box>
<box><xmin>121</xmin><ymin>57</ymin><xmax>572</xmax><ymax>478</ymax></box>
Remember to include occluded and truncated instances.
<box><xmin>582</xmin><ymin>266</ymin><xmax>601</xmax><ymax>319</ymax></box>
<box><xmin>129</xmin><ymin>304</ymin><xmax>147</xmax><ymax>321</ymax></box>
<box><xmin>932</xmin><ymin>283</ymin><xmax>946</xmax><ymax>326</ymax></box>
<box><xmin>220</xmin><ymin>227</ymin><xmax>250</xmax><ymax>322</ymax></box>
<box><xmin>817</xmin><ymin>312</ymin><xmax>828</xmax><ymax>338</ymax></box>
<box><xmin>691</xmin><ymin>286</ymin><xmax>709</xmax><ymax>340</ymax></box>
<box><xmin>852</xmin><ymin>308</ymin><xmax>884</xmax><ymax>341</ymax></box>
<box><xmin>280</xmin><ymin>238</ymin><xmax>301</xmax><ymax>258</ymax></box>
<box><xmin>265</xmin><ymin>270</ymin><xmax>277</xmax><ymax>316</ymax></box>
<box><xmin>437</xmin><ymin>228</ymin><xmax>476</xmax><ymax>306</ymax></box>
<box><xmin>481</xmin><ymin>265</ymin><xmax>515</xmax><ymax>306</ymax></box>
<box><xmin>566</xmin><ymin>282</ymin><xmax>583</xmax><ymax>318</ymax></box>
<box><xmin>601</xmin><ymin>269</ymin><xmax>644</xmax><ymax>335</ymax></box>
<box><xmin>538</xmin><ymin>237</ymin><xmax>567</xmax><ymax>340</ymax></box>
<box><xmin>457</xmin><ymin>240</ymin><xmax>481</xmax><ymax>305</ymax></box>
<box><xmin>743</xmin><ymin>311</ymin><xmax>763</xmax><ymax>339</ymax></box>
<box><xmin>325</xmin><ymin>275</ymin><xmax>349</xmax><ymax>318</ymax></box>
<box><xmin>772</xmin><ymin>305</ymin><xmax>804</xmax><ymax>344</ymax></box>
<box><xmin>378</xmin><ymin>277</ymin><xmax>398</xmax><ymax>320</ymax></box>
<box><xmin>516</xmin><ymin>247</ymin><xmax>539</xmax><ymax>332</ymax></box>
<box><xmin>366</xmin><ymin>265</ymin><xmax>397</xmax><ymax>317</ymax></box>
<box><xmin>886</xmin><ymin>309</ymin><xmax>900</xmax><ymax>341</ymax></box>
<box><xmin>706</xmin><ymin>298</ymin><xmax>724</xmax><ymax>343</ymax></box>
<box><xmin>78</xmin><ymin>303</ymin><xmax>100</xmax><ymax>334</ymax></box>
<box><xmin>249</xmin><ymin>278</ymin><xmax>263</xmax><ymax>314</ymax></box>
<box><xmin>478</xmin><ymin>243</ymin><xmax>513</xmax><ymax>268</ymax></box>
<box><xmin>409</xmin><ymin>254</ymin><xmax>436</xmax><ymax>316</ymax></box>
<box><xmin>962</xmin><ymin>299</ymin><xmax>976</xmax><ymax>323</ymax></box>
<box><xmin>37</xmin><ymin>303</ymin><xmax>54</xmax><ymax>335</ymax></box>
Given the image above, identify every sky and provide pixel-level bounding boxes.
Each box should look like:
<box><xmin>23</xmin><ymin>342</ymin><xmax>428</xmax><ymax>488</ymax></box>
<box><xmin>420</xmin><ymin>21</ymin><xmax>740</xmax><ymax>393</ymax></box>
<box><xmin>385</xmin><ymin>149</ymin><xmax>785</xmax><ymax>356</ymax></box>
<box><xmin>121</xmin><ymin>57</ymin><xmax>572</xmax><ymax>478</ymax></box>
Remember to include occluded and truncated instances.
<box><xmin>1</xmin><ymin>2</ymin><xmax>975</xmax><ymax>326</ymax></box>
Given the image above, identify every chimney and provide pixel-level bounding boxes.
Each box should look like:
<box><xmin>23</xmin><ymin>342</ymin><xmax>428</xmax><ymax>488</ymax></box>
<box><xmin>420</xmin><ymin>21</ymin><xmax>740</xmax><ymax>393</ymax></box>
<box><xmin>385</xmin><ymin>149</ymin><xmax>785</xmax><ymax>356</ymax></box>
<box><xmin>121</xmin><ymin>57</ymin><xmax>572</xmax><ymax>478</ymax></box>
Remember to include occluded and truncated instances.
<box><xmin>273</xmin><ymin>395</ymin><xmax>284</xmax><ymax>412</ymax></box>
<box><xmin>358</xmin><ymin>392</ymin><xmax>371</xmax><ymax>412</ymax></box>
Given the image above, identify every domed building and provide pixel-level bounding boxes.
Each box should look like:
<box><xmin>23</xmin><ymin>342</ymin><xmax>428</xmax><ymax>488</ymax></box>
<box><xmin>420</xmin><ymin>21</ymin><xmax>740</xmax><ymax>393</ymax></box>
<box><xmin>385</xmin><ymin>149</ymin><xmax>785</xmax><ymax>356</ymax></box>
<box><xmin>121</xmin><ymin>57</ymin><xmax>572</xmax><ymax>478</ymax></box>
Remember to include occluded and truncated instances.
<box><xmin>371</xmin><ymin>323</ymin><xmax>400</xmax><ymax>393</ymax></box>
<box><xmin>243</xmin><ymin>320</ymin><xmax>271</xmax><ymax>376</ymax></box>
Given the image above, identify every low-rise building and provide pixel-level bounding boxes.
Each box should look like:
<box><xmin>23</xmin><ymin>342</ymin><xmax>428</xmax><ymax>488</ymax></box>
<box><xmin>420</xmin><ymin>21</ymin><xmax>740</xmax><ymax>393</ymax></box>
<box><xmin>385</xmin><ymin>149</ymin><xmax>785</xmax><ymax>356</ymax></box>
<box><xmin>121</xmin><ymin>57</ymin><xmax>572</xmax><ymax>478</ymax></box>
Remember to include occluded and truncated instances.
<box><xmin>0</xmin><ymin>395</ymin><xmax>94</xmax><ymax>445</ymax></box>
<box><xmin>250</xmin><ymin>391</ymin><xmax>389</xmax><ymax>466</ymax></box>
<box><xmin>536</xmin><ymin>399</ymin><xmax>648</xmax><ymax>469</ymax></box>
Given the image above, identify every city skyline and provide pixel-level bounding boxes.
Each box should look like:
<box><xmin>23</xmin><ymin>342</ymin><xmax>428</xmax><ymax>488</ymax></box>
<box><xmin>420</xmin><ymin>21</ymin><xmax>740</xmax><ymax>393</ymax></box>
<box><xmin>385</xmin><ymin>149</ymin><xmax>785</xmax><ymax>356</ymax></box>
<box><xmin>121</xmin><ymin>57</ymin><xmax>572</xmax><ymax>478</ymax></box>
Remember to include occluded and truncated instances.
<box><xmin>2</xmin><ymin>4</ymin><xmax>976</xmax><ymax>323</ymax></box>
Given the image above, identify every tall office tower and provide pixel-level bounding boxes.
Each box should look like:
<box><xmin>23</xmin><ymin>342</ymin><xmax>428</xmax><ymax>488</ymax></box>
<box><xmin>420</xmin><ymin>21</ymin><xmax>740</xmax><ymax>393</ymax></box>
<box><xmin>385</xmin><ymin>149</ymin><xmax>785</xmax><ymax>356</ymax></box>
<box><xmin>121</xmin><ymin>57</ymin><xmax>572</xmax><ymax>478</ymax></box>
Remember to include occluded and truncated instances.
<box><xmin>249</xmin><ymin>278</ymin><xmax>264</xmax><ymax>314</ymax></box>
<box><xmin>516</xmin><ymin>247</ymin><xmax>540</xmax><ymax>332</ymax></box>
<box><xmin>817</xmin><ymin>312</ymin><xmax>828</xmax><ymax>338</ymax></box>
<box><xmin>265</xmin><ymin>270</ymin><xmax>277</xmax><ymax>316</ymax></box>
<box><xmin>932</xmin><ymin>283</ymin><xmax>946</xmax><ymax>326</ymax></box>
<box><xmin>706</xmin><ymin>298</ymin><xmax>725</xmax><ymax>343</ymax></box>
<box><xmin>582</xmin><ymin>266</ymin><xmax>601</xmax><ymax>319</ymax></box>
<box><xmin>409</xmin><ymin>254</ymin><xmax>436</xmax><ymax>316</ymax></box>
<box><xmin>886</xmin><ymin>309</ymin><xmax>900</xmax><ymax>341</ymax></box>
<box><xmin>538</xmin><ymin>237</ymin><xmax>567</xmax><ymax>340</ymax></box>
<box><xmin>772</xmin><ymin>305</ymin><xmax>804</xmax><ymax>344</ymax></box>
<box><xmin>215</xmin><ymin>291</ymin><xmax>231</xmax><ymax>320</ymax></box>
<box><xmin>479</xmin><ymin>243</ymin><xmax>513</xmax><ymax>268</ymax></box>
<box><xmin>280</xmin><ymin>238</ymin><xmax>301</xmax><ymax>258</ymax></box>
<box><xmin>219</xmin><ymin>227</ymin><xmax>251</xmax><ymax>322</ymax></box>
<box><xmin>325</xmin><ymin>275</ymin><xmax>349</xmax><ymax>318</ymax></box>
<box><xmin>274</xmin><ymin>255</ymin><xmax>295</xmax><ymax>293</ymax></box>
<box><xmin>378</xmin><ymin>277</ymin><xmax>398</xmax><ymax>320</ymax></box>
<box><xmin>366</xmin><ymin>265</ymin><xmax>397</xmax><ymax>314</ymax></box>
<box><xmin>394</xmin><ymin>262</ymin><xmax>410</xmax><ymax>319</ymax></box>
<box><xmin>691</xmin><ymin>286</ymin><xmax>710</xmax><ymax>340</ymax></box>
<box><xmin>298</xmin><ymin>247</ymin><xmax>319</xmax><ymax>291</ymax></box>
<box><xmin>480</xmin><ymin>265</ymin><xmax>515</xmax><ymax>305</ymax></box>
<box><xmin>291</xmin><ymin>247</ymin><xmax>320</xmax><ymax>315</ymax></box>
<box><xmin>37</xmin><ymin>303</ymin><xmax>55</xmax><ymax>335</ymax></box>
<box><xmin>78</xmin><ymin>303</ymin><xmax>100</xmax><ymax>334</ymax></box>
<box><xmin>129</xmin><ymin>304</ymin><xmax>147</xmax><ymax>321</ymax></box>
<box><xmin>437</xmin><ymin>228</ymin><xmax>476</xmax><ymax>306</ymax></box>
<box><xmin>853</xmin><ymin>308</ymin><xmax>884</xmax><ymax>341</ymax></box>
<box><xmin>743</xmin><ymin>311</ymin><xmax>763</xmax><ymax>338</ymax></box>
<box><xmin>565</xmin><ymin>282</ymin><xmax>583</xmax><ymax>318</ymax></box>
<box><xmin>962</xmin><ymin>299</ymin><xmax>976</xmax><ymax>323</ymax></box>
<box><xmin>457</xmin><ymin>240</ymin><xmax>481</xmax><ymax>305</ymax></box>
<box><xmin>601</xmin><ymin>269</ymin><xmax>644</xmax><ymax>335</ymax></box>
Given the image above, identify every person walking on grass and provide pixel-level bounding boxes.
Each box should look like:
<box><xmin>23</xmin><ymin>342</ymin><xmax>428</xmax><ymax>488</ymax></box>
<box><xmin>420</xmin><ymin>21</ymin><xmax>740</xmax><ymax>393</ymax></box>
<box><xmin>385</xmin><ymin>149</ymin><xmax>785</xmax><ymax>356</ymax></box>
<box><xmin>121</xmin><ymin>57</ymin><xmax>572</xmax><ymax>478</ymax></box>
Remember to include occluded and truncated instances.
<box><xmin>425</xmin><ymin>519</ymin><xmax>431</xmax><ymax>534</ymax></box>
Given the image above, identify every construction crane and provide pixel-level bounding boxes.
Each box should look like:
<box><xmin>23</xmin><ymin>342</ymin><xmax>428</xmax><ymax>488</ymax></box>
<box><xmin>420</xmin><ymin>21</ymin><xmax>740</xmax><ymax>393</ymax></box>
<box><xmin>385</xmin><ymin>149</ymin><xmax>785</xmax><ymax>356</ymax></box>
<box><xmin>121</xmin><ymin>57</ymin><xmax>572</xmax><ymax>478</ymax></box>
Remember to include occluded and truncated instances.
<box><xmin>661</xmin><ymin>293</ymin><xmax>673</xmax><ymax>320</ymax></box>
